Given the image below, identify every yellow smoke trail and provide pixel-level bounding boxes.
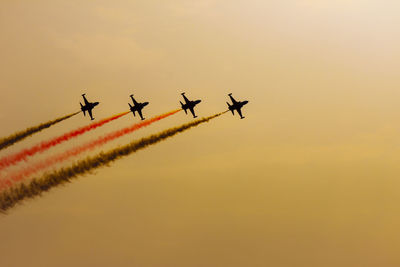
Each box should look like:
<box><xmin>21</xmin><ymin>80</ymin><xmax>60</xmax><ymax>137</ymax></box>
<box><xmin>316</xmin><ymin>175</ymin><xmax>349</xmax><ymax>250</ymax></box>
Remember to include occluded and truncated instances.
<box><xmin>0</xmin><ymin>111</ymin><xmax>80</xmax><ymax>151</ymax></box>
<box><xmin>0</xmin><ymin>111</ymin><xmax>227</xmax><ymax>212</ymax></box>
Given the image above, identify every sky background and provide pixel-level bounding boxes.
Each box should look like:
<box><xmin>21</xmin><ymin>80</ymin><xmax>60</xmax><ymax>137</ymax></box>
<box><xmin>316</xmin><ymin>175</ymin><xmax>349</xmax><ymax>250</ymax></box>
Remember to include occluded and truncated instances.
<box><xmin>1</xmin><ymin>1</ymin><xmax>400</xmax><ymax>266</ymax></box>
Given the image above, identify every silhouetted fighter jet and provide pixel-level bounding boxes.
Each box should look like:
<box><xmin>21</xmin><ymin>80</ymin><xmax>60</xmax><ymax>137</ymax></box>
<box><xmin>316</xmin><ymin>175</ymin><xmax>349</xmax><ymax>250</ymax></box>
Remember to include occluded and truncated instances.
<box><xmin>80</xmin><ymin>94</ymin><xmax>99</xmax><ymax>120</ymax></box>
<box><xmin>128</xmin><ymin>94</ymin><xmax>149</xmax><ymax>120</ymax></box>
<box><xmin>227</xmin><ymin>93</ymin><xmax>248</xmax><ymax>119</ymax></box>
<box><xmin>180</xmin><ymin>92</ymin><xmax>201</xmax><ymax>118</ymax></box>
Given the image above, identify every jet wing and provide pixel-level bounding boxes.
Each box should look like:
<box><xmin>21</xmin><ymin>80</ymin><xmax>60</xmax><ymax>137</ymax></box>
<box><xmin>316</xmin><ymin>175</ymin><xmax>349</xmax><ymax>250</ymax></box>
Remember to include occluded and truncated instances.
<box><xmin>236</xmin><ymin>107</ymin><xmax>243</xmax><ymax>118</ymax></box>
<box><xmin>182</xmin><ymin>94</ymin><xmax>190</xmax><ymax>104</ymax></box>
<box><xmin>82</xmin><ymin>95</ymin><xmax>90</xmax><ymax>105</ymax></box>
<box><xmin>138</xmin><ymin>109</ymin><xmax>144</xmax><ymax>120</ymax></box>
<box><xmin>229</xmin><ymin>94</ymin><xmax>238</xmax><ymax>104</ymax></box>
<box><xmin>88</xmin><ymin>108</ymin><xmax>94</xmax><ymax>120</ymax></box>
<box><xmin>130</xmin><ymin>96</ymin><xmax>139</xmax><ymax>105</ymax></box>
<box><xmin>189</xmin><ymin>107</ymin><xmax>197</xmax><ymax>118</ymax></box>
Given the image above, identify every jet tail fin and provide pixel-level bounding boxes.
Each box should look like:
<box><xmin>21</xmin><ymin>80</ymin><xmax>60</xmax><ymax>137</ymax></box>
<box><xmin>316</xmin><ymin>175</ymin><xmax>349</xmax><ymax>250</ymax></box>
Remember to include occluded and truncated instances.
<box><xmin>80</xmin><ymin>103</ymin><xmax>86</xmax><ymax>116</ymax></box>
<box><xmin>227</xmin><ymin>102</ymin><xmax>234</xmax><ymax>115</ymax></box>
<box><xmin>128</xmin><ymin>103</ymin><xmax>135</xmax><ymax>116</ymax></box>
<box><xmin>180</xmin><ymin>101</ymin><xmax>187</xmax><ymax>114</ymax></box>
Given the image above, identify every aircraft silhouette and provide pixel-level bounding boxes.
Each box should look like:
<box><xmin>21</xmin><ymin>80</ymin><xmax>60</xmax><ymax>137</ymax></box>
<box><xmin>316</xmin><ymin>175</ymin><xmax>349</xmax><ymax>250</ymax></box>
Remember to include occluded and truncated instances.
<box><xmin>227</xmin><ymin>93</ymin><xmax>248</xmax><ymax>119</ymax></box>
<box><xmin>180</xmin><ymin>92</ymin><xmax>201</xmax><ymax>118</ymax></box>
<box><xmin>128</xmin><ymin>94</ymin><xmax>149</xmax><ymax>120</ymax></box>
<box><xmin>80</xmin><ymin>94</ymin><xmax>99</xmax><ymax>120</ymax></box>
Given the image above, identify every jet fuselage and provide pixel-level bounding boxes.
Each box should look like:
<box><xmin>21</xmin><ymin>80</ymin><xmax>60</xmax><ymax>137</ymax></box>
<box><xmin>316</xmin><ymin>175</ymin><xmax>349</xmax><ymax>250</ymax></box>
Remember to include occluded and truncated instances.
<box><xmin>181</xmin><ymin>99</ymin><xmax>201</xmax><ymax>111</ymax></box>
<box><xmin>81</xmin><ymin>102</ymin><xmax>99</xmax><ymax>112</ymax></box>
<box><xmin>229</xmin><ymin>100</ymin><xmax>248</xmax><ymax>112</ymax></box>
<box><xmin>130</xmin><ymin>101</ymin><xmax>149</xmax><ymax>112</ymax></box>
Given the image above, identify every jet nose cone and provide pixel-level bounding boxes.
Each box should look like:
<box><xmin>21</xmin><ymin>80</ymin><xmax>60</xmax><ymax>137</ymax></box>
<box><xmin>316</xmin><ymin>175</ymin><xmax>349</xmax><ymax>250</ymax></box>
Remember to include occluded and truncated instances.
<box><xmin>196</xmin><ymin>100</ymin><xmax>202</xmax><ymax>104</ymax></box>
<box><xmin>243</xmin><ymin>100</ymin><xmax>249</xmax><ymax>105</ymax></box>
<box><xmin>144</xmin><ymin>102</ymin><xmax>149</xmax><ymax>106</ymax></box>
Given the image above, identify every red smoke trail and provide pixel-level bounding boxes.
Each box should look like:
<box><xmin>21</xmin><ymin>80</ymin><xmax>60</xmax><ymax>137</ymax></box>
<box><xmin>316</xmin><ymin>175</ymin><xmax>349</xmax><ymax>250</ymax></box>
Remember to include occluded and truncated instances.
<box><xmin>0</xmin><ymin>111</ymin><xmax>130</xmax><ymax>171</ymax></box>
<box><xmin>0</xmin><ymin>109</ymin><xmax>180</xmax><ymax>190</ymax></box>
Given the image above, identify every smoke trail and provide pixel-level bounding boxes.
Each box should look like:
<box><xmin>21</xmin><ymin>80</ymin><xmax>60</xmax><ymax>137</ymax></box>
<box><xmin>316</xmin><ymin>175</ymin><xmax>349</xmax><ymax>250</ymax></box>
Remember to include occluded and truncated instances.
<box><xmin>0</xmin><ymin>112</ymin><xmax>226</xmax><ymax>212</ymax></box>
<box><xmin>0</xmin><ymin>112</ymin><xmax>80</xmax><ymax>152</ymax></box>
<box><xmin>0</xmin><ymin>109</ymin><xmax>181</xmax><ymax>189</ymax></box>
<box><xmin>0</xmin><ymin>111</ymin><xmax>130</xmax><ymax>171</ymax></box>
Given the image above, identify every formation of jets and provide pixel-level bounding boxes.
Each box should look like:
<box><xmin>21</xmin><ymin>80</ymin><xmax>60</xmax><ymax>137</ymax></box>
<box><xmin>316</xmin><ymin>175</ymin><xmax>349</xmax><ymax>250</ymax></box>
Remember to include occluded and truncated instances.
<box><xmin>80</xmin><ymin>92</ymin><xmax>248</xmax><ymax>121</ymax></box>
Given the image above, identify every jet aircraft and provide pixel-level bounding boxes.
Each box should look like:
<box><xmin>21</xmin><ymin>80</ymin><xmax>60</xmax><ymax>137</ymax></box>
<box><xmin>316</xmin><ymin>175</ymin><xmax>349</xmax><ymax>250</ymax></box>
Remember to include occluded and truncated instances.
<box><xmin>80</xmin><ymin>94</ymin><xmax>99</xmax><ymax>120</ymax></box>
<box><xmin>180</xmin><ymin>92</ymin><xmax>201</xmax><ymax>118</ymax></box>
<box><xmin>128</xmin><ymin>94</ymin><xmax>149</xmax><ymax>120</ymax></box>
<box><xmin>227</xmin><ymin>93</ymin><xmax>248</xmax><ymax>119</ymax></box>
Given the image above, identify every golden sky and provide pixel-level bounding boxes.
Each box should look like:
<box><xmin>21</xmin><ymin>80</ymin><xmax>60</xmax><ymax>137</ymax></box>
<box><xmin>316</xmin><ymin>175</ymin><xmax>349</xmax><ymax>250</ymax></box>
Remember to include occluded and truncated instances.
<box><xmin>1</xmin><ymin>1</ymin><xmax>400</xmax><ymax>266</ymax></box>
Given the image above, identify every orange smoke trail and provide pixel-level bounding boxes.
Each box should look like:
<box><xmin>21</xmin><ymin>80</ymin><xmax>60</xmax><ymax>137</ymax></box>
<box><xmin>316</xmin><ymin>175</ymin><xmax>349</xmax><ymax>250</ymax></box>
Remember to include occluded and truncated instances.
<box><xmin>0</xmin><ymin>111</ymin><xmax>130</xmax><ymax>171</ymax></box>
<box><xmin>0</xmin><ymin>109</ymin><xmax>180</xmax><ymax>190</ymax></box>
